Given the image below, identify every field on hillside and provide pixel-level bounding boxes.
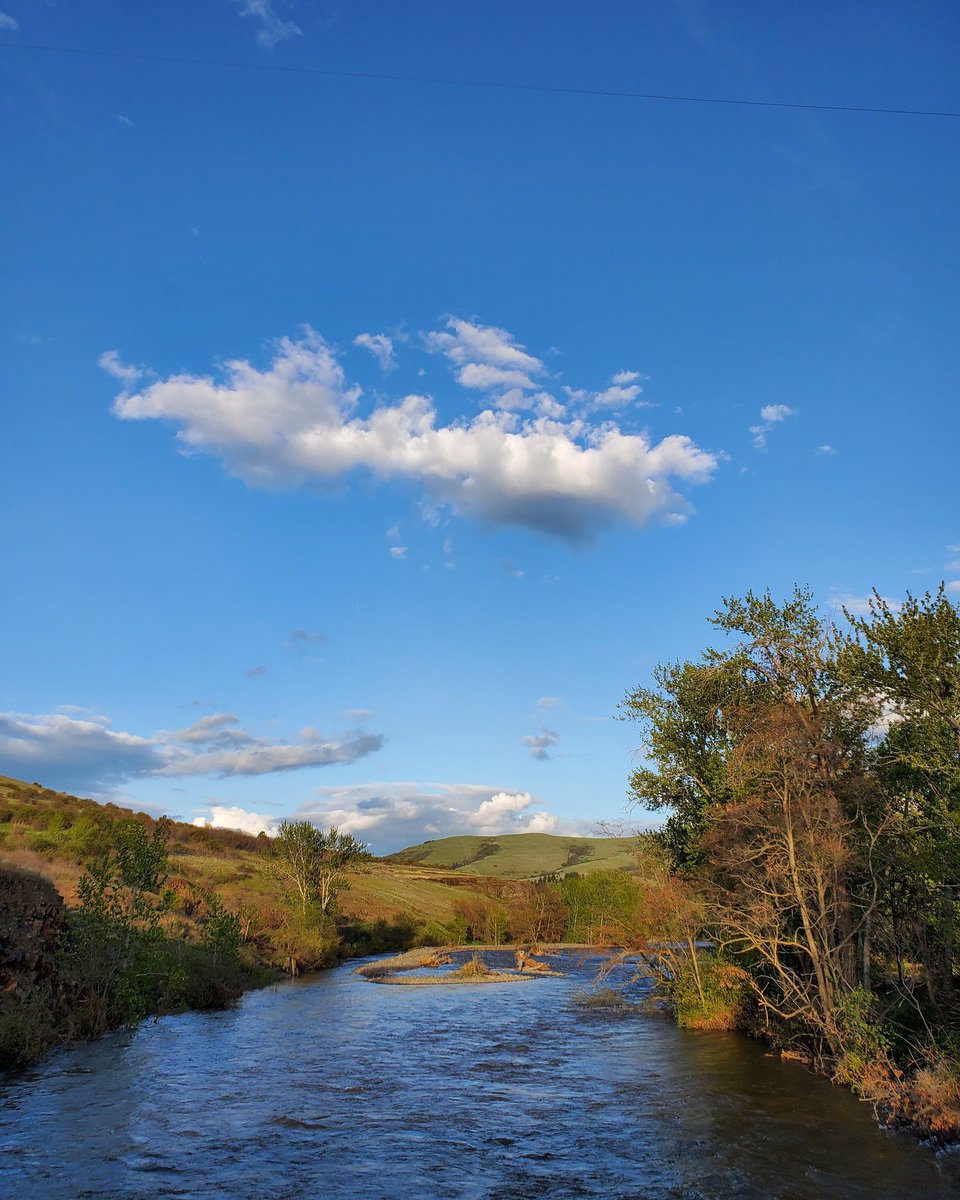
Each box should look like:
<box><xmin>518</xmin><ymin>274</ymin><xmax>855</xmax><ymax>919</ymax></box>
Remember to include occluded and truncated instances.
<box><xmin>0</xmin><ymin>775</ymin><xmax>499</xmax><ymax>935</ymax></box>
<box><xmin>386</xmin><ymin>832</ymin><xmax>642</xmax><ymax>878</ymax></box>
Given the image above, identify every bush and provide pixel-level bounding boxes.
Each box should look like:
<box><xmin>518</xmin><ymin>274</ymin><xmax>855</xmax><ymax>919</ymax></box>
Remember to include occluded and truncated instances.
<box><xmin>0</xmin><ymin>995</ymin><xmax>57</xmax><ymax>1070</ymax></box>
<box><xmin>669</xmin><ymin>955</ymin><xmax>749</xmax><ymax>1030</ymax></box>
<box><xmin>24</xmin><ymin>831</ymin><xmax>58</xmax><ymax>855</ymax></box>
<box><xmin>832</xmin><ymin>988</ymin><xmax>893</xmax><ymax>1089</ymax></box>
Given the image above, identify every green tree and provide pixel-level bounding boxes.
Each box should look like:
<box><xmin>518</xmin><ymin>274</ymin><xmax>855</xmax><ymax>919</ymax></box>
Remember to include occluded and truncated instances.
<box><xmin>71</xmin><ymin>817</ymin><xmax>174</xmax><ymax>1030</ymax></box>
<box><xmin>838</xmin><ymin>586</ymin><xmax>960</xmax><ymax>1001</ymax></box>
<box><xmin>269</xmin><ymin>821</ymin><xmax>371</xmax><ymax>918</ymax></box>
<box><xmin>621</xmin><ymin>588</ymin><xmax>883</xmax><ymax>1059</ymax></box>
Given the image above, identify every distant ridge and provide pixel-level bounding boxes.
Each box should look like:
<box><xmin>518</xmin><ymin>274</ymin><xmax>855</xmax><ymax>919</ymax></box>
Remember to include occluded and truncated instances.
<box><xmin>385</xmin><ymin>832</ymin><xmax>640</xmax><ymax>879</ymax></box>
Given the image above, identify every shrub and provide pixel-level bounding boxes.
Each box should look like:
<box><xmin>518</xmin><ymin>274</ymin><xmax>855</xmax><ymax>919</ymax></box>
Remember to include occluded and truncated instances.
<box><xmin>669</xmin><ymin>954</ymin><xmax>749</xmax><ymax>1030</ymax></box>
<box><xmin>0</xmin><ymin>995</ymin><xmax>57</xmax><ymax>1069</ymax></box>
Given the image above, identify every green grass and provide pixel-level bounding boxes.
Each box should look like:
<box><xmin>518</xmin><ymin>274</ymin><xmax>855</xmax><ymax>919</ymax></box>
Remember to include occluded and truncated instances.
<box><xmin>386</xmin><ymin>832</ymin><xmax>642</xmax><ymax>879</ymax></box>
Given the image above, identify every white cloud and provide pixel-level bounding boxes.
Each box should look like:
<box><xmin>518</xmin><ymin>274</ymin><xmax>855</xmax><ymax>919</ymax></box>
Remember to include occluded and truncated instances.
<box><xmin>0</xmin><ymin>707</ymin><xmax>384</xmax><ymax>793</ymax></box>
<box><xmin>117</xmin><ymin>114</ymin><xmax>135</xmax><ymax>128</ymax></box>
<box><xmin>233</xmin><ymin>0</ymin><xmax>301</xmax><ymax>48</ymax></box>
<box><xmin>611</xmin><ymin>370</ymin><xmax>640</xmax><ymax>385</ymax></box>
<box><xmin>425</xmin><ymin>317</ymin><xmax>543</xmax><ymax>374</ymax></box>
<box><xmin>522</xmin><ymin>728</ymin><xmax>559</xmax><ymax>761</ymax></box>
<box><xmin>0</xmin><ymin>13</ymin><xmax>19</xmax><ymax>31</ymax></box>
<box><xmin>591</xmin><ymin>383</ymin><xmax>646</xmax><ymax>410</ymax></box>
<box><xmin>389</xmin><ymin>545</ymin><xmax>408</xmax><ymax>559</ymax></box>
<box><xmin>456</xmin><ymin>363</ymin><xmax>538</xmax><ymax>392</ymax></box>
<box><xmin>110</xmin><ymin>326</ymin><xmax>718</xmax><ymax>542</ymax></box>
<box><xmin>947</xmin><ymin>581</ymin><xmax>960</xmax><ymax>595</ymax></box>
<box><xmin>292</xmin><ymin>781</ymin><xmax>594</xmax><ymax>854</ymax></box>
<box><xmin>424</xmin><ymin>318</ymin><xmax>546</xmax><ymax>410</ymax></box>
<box><xmin>354</xmin><ymin>332</ymin><xmax>396</xmax><ymax>371</ymax></box>
<box><xmin>98</xmin><ymin>350</ymin><xmax>144</xmax><ymax>386</ymax></box>
<box><xmin>157</xmin><ymin>727</ymin><xmax>383</xmax><ymax>777</ymax></box>
<box><xmin>750</xmin><ymin>403</ymin><xmax>796</xmax><ymax>450</ymax></box>
<box><xmin>536</xmin><ymin>696</ymin><xmax>559</xmax><ymax>710</ymax></box>
<box><xmin>0</xmin><ymin>711</ymin><xmax>164</xmax><ymax>794</ymax></box>
<box><xmin>828</xmin><ymin>591</ymin><xmax>902</xmax><ymax>617</ymax></box>
<box><xmin>816</xmin><ymin>444</ymin><xmax>837</xmax><ymax>456</ymax></box>
<box><xmin>760</xmin><ymin>404</ymin><xmax>795</xmax><ymax>423</ymax></box>
<box><xmin>195</xmin><ymin>806</ymin><xmax>276</xmax><ymax>836</ymax></box>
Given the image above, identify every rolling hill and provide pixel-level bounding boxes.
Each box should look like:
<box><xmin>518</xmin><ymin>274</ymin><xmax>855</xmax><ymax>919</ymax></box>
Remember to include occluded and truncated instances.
<box><xmin>386</xmin><ymin>832</ymin><xmax>641</xmax><ymax>879</ymax></box>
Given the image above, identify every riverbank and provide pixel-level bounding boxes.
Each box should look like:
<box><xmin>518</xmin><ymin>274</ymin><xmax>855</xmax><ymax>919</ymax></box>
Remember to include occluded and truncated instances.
<box><xmin>0</xmin><ymin>864</ymin><xmax>274</xmax><ymax>1072</ymax></box>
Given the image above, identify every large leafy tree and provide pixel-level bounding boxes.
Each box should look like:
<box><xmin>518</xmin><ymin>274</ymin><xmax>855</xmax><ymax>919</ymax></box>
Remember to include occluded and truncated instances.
<box><xmin>621</xmin><ymin>588</ymin><xmax>883</xmax><ymax>1057</ymax></box>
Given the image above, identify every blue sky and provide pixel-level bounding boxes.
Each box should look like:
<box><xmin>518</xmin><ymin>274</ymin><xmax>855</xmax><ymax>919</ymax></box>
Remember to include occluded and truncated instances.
<box><xmin>1</xmin><ymin>2</ymin><xmax>958</xmax><ymax>852</ymax></box>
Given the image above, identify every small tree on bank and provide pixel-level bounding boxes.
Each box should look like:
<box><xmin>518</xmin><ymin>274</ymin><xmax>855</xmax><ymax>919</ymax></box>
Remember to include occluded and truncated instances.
<box><xmin>269</xmin><ymin>821</ymin><xmax>371</xmax><ymax>919</ymax></box>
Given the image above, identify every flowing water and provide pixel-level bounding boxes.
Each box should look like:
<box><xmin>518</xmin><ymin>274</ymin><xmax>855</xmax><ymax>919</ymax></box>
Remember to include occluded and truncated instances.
<box><xmin>1</xmin><ymin>950</ymin><xmax>957</xmax><ymax>1199</ymax></box>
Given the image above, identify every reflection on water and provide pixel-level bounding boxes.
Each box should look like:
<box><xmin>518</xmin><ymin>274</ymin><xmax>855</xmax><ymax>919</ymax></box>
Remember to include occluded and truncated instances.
<box><xmin>1</xmin><ymin>951</ymin><xmax>957</xmax><ymax>1199</ymax></box>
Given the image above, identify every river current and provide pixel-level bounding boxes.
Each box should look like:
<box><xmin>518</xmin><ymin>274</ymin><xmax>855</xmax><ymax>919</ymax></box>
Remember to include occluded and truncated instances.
<box><xmin>1</xmin><ymin>950</ymin><xmax>957</xmax><ymax>1199</ymax></box>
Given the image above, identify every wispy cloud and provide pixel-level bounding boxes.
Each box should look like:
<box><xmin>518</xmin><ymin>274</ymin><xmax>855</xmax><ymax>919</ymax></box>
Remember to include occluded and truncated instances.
<box><xmin>0</xmin><ymin>707</ymin><xmax>385</xmax><ymax>794</ymax></box>
<box><xmin>288</xmin><ymin>629</ymin><xmax>327</xmax><ymax>650</ymax></box>
<box><xmin>828</xmin><ymin>591</ymin><xmax>902</xmax><ymax>617</ymax></box>
<box><xmin>0</xmin><ymin>13</ymin><xmax>19</xmax><ymax>32</ymax></box>
<box><xmin>99</xmin><ymin>349</ymin><xmax>146</xmax><ymax>386</ymax></box>
<box><xmin>749</xmin><ymin>403</ymin><xmax>795</xmax><ymax>450</ymax></box>
<box><xmin>109</xmin><ymin>324</ymin><xmax>717</xmax><ymax>542</ymax></box>
<box><xmin>816</xmin><ymin>444</ymin><xmax>836</xmax><ymax>456</ymax></box>
<box><xmin>536</xmin><ymin>696</ymin><xmax>559</xmax><ymax>710</ymax></box>
<box><xmin>232</xmin><ymin>0</ymin><xmax>301</xmax><ymax>48</ymax></box>
<box><xmin>354</xmin><ymin>332</ymin><xmax>396</xmax><ymax>371</ymax></box>
<box><xmin>245</xmin><ymin>665</ymin><xmax>268</xmax><ymax>678</ymax></box>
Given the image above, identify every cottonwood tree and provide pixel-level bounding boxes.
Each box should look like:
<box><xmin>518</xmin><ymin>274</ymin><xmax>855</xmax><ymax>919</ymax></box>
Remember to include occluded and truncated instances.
<box><xmin>621</xmin><ymin>588</ymin><xmax>885</xmax><ymax>1058</ymax></box>
<box><xmin>269</xmin><ymin>821</ymin><xmax>370</xmax><ymax>920</ymax></box>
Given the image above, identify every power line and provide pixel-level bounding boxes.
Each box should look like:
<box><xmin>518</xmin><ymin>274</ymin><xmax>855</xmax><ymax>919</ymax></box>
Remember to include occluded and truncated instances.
<box><xmin>2</xmin><ymin>38</ymin><xmax>959</xmax><ymax>119</ymax></box>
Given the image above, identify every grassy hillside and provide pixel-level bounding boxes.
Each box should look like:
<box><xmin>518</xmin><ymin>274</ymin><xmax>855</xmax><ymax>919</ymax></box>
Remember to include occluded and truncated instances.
<box><xmin>386</xmin><ymin>832</ymin><xmax>641</xmax><ymax>879</ymax></box>
<box><xmin>0</xmin><ymin>775</ymin><xmax>499</xmax><ymax>941</ymax></box>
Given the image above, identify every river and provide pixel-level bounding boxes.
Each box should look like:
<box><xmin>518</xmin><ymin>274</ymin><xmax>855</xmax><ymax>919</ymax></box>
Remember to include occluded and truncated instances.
<box><xmin>1</xmin><ymin>950</ymin><xmax>957</xmax><ymax>1198</ymax></box>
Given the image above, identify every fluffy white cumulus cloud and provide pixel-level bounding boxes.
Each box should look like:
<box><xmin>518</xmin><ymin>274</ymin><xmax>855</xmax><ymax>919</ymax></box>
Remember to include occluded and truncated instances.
<box><xmin>291</xmin><ymin>781</ymin><xmax>594</xmax><ymax>854</ymax></box>
<box><xmin>0</xmin><ymin>707</ymin><xmax>384</xmax><ymax>795</ymax></box>
<box><xmin>195</xmin><ymin>806</ymin><xmax>277</xmax><ymax>836</ymax></box>
<box><xmin>109</xmin><ymin>325</ymin><xmax>718</xmax><ymax>541</ymax></box>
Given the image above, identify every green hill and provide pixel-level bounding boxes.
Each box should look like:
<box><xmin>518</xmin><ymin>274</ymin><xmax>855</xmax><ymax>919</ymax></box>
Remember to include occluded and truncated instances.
<box><xmin>386</xmin><ymin>832</ymin><xmax>641</xmax><ymax>879</ymax></box>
